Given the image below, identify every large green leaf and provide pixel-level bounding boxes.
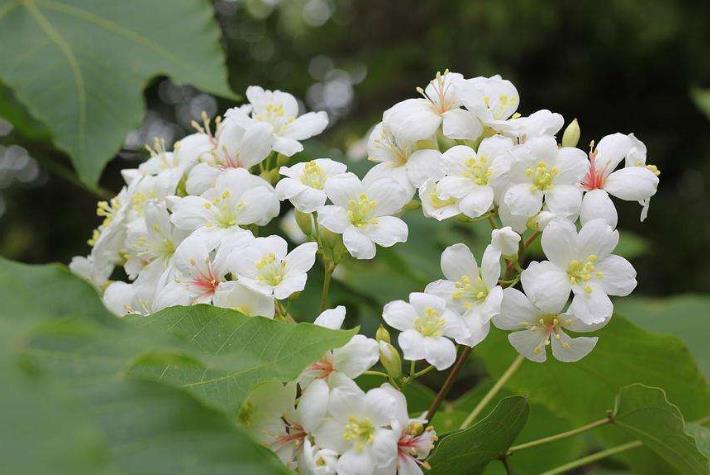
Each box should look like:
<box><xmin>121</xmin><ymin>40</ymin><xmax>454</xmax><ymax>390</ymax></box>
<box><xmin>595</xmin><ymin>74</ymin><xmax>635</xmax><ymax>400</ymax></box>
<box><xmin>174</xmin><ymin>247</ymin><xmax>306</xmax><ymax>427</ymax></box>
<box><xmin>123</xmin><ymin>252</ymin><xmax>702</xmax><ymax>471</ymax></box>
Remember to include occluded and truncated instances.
<box><xmin>124</xmin><ymin>305</ymin><xmax>356</xmax><ymax>415</ymax></box>
<box><xmin>426</xmin><ymin>396</ymin><xmax>529</xmax><ymax>475</ymax></box>
<box><xmin>0</xmin><ymin>0</ymin><xmax>234</xmax><ymax>185</ymax></box>
<box><xmin>616</xmin><ymin>294</ymin><xmax>710</xmax><ymax>378</ymax></box>
<box><xmin>476</xmin><ymin>317</ymin><xmax>710</xmax><ymax>474</ymax></box>
<box><xmin>612</xmin><ymin>384</ymin><xmax>709</xmax><ymax>474</ymax></box>
<box><xmin>0</xmin><ymin>258</ymin><xmax>353</xmax><ymax>473</ymax></box>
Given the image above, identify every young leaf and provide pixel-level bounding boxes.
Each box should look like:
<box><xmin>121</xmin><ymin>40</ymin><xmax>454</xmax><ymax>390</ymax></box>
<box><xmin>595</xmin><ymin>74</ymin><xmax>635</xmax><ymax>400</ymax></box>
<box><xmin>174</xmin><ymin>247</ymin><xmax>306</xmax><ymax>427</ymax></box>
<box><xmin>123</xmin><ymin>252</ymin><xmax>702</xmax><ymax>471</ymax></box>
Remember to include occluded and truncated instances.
<box><xmin>0</xmin><ymin>0</ymin><xmax>235</xmax><ymax>185</ymax></box>
<box><xmin>426</xmin><ymin>396</ymin><xmax>529</xmax><ymax>475</ymax></box>
<box><xmin>613</xmin><ymin>384</ymin><xmax>710</xmax><ymax>475</ymax></box>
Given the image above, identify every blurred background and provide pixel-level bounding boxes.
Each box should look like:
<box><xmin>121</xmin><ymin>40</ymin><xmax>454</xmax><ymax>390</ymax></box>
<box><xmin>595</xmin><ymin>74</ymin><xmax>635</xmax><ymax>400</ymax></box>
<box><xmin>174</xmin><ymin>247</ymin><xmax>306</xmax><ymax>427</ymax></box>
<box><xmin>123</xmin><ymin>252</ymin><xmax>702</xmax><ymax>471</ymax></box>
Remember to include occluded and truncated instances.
<box><xmin>1</xmin><ymin>0</ymin><xmax>710</xmax><ymax>299</ymax></box>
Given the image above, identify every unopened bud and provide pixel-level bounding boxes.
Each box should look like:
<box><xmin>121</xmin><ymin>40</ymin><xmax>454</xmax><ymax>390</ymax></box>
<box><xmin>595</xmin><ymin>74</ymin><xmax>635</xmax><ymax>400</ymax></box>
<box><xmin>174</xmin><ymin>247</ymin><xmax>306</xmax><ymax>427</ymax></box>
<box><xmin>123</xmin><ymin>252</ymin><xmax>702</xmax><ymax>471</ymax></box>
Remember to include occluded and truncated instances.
<box><xmin>294</xmin><ymin>211</ymin><xmax>313</xmax><ymax>236</ymax></box>
<box><xmin>378</xmin><ymin>341</ymin><xmax>402</xmax><ymax>379</ymax></box>
<box><xmin>561</xmin><ymin>118</ymin><xmax>580</xmax><ymax>148</ymax></box>
<box><xmin>376</xmin><ymin>325</ymin><xmax>391</xmax><ymax>344</ymax></box>
<box><xmin>320</xmin><ymin>228</ymin><xmax>348</xmax><ymax>265</ymax></box>
<box><xmin>491</xmin><ymin>227</ymin><xmax>521</xmax><ymax>258</ymax></box>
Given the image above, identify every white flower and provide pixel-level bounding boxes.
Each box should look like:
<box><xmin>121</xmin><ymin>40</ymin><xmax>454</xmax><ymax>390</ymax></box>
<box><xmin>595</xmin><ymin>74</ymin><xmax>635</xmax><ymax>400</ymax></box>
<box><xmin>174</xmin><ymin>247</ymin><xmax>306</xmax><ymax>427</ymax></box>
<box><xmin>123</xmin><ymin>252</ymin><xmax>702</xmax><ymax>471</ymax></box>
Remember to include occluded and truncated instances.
<box><xmin>491</xmin><ymin>227</ymin><xmax>521</xmax><ymax>258</ymax></box>
<box><xmin>153</xmin><ymin>230</ymin><xmax>253</xmax><ymax>309</ymax></box>
<box><xmin>378</xmin><ymin>384</ymin><xmax>436</xmax><ymax>475</ymax></box>
<box><xmin>437</xmin><ymin>136</ymin><xmax>514</xmax><ymax>218</ymax></box>
<box><xmin>313</xmin><ymin>385</ymin><xmax>401</xmax><ymax>475</ymax></box>
<box><xmin>302</xmin><ymin>306</ymin><xmax>379</xmax><ymax>390</ymax></box>
<box><xmin>213</xmin><ymin>281</ymin><xmax>275</xmax><ymax>318</ymax></box>
<box><xmin>523</xmin><ymin>219</ymin><xmax>637</xmax><ymax>324</ymax></box>
<box><xmin>318</xmin><ymin>173</ymin><xmax>410</xmax><ymax>259</ymax></box>
<box><xmin>301</xmin><ymin>439</ymin><xmax>339</xmax><ymax>475</ymax></box>
<box><xmin>102</xmin><ymin>260</ymin><xmax>164</xmax><ymax>316</ymax></box>
<box><xmin>275</xmin><ymin>158</ymin><xmax>348</xmax><ymax>213</ymax></box>
<box><xmin>239</xmin><ymin>382</ymin><xmax>304</xmax><ymax>468</ymax></box>
<box><xmin>419</xmin><ymin>179</ymin><xmax>461</xmax><ymax>221</ymax></box>
<box><xmin>137</xmin><ymin>133</ymin><xmax>211</xmax><ymax>179</ymax></box>
<box><xmin>231</xmin><ymin>236</ymin><xmax>318</xmax><ymax>299</ymax></box>
<box><xmin>383</xmin><ymin>71</ymin><xmax>482</xmax><ymax>142</ymax></box>
<box><xmin>580</xmin><ymin>133</ymin><xmax>659</xmax><ymax>228</ymax></box>
<box><xmin>456</xmin><ymin>74</ymin><xmax>519</xmax><ymax>128</ymax></box>
<box><xmin>186</xmin><ymin>119</ymin><xmax>274</xmax><ymax>195</ymax></box>
<box><xmin>169</xmin><ymin>168</ymin><xmax>280</xmax><ymax>232</ymax></box>
<box><xmin>496</xmin><ymin>109</ymin><xmax>564</xmax><ymax>143</ymax></box>
<box><xmin>124</xmin><ymin>201</ymin><xmax>186</xmax><ymax>279</ymax></box>
<box><xmin>364</xmin><ymin>122</ymin><xmax>443</xmax><ymax>197</ymax></box>
<box><xmin>425</xmin><ymin>244</ymin><xmax>502</xmax><ymax>346</ymax></box>
<box><xmin>383</xmin><ymin>292</ymin><xmax>469</xmax><ymax>370</ymax></box>
<box><xmin>499</xmin><ymin>136</ymin><xmax>588</xmax><ymax>220</ymax></box>
<box><xmin>226</xmin><ymin>86</ymin><xmax>329</xmax><ymax>156</ymax></box>
<box><xmin>492</xmin><ymin>278</ymin><xmax>601</xmax><ymax>363</ymax></box>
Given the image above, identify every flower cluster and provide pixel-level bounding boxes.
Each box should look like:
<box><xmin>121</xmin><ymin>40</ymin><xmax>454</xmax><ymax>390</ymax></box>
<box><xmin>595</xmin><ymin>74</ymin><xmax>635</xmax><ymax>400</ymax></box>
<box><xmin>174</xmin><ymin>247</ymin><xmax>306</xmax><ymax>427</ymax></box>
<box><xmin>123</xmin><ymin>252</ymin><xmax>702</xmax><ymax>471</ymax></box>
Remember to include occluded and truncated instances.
<box><xmin>374</xmin><ymin>70</ymin><xmax>659</xmax><ymax>364</ymax></box>
<box><xmin>72</xmin><ymin>72</ymin><xmax>659</xmax><ymax>474</ymax></box>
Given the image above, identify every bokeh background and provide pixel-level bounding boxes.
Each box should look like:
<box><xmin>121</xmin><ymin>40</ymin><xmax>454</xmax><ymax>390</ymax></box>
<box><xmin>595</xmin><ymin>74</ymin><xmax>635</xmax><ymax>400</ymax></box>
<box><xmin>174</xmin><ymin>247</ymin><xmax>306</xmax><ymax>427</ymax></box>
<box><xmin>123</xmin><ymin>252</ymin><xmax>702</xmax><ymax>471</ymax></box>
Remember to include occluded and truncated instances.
<box><xmin>2</xmin><ymin>0</ymin><xmax>710</xmax><ymax>298</ymax></box>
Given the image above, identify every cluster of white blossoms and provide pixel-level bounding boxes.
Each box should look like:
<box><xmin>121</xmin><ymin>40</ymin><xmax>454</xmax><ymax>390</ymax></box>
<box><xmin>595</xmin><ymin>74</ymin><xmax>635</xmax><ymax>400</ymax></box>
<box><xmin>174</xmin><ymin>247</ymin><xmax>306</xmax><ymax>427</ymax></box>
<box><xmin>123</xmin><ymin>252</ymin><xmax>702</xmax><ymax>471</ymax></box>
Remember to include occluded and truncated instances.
<box><xmin>72</xmin><ymin>72</ymin><xmax>659</xmax><ymax>474</ymax></box>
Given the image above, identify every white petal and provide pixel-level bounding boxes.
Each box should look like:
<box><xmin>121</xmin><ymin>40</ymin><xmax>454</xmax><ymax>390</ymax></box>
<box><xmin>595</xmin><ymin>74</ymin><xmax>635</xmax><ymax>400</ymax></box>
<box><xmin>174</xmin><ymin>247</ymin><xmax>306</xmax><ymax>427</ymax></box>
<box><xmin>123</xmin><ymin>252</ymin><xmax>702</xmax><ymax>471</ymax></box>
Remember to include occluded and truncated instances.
<box><xmin>596</xmin><ymin>255</ymin><xmax>637</xmax><ymax>296</ymax></box>
<box><xmin>169</xmin><ymin>196</ymin><xmax>211</xmax><ymax>231</ymax></box>
<box><xmin>318</xmin><ymin>205</ymin><xmax>350</xmax><ymax>233</ymax></box>
<box><xmin>580</xmin><ymin>189</ymin><xmax>618</xmax><ymax>228</ymax></box>
<box><xmin>521</xmin><ymin>261</ymin><xmax>570</xmax><ymax>314</ymax></box>
<box><xmin>343</xmin><ymin>227</ymin><xmax>376</xmax><ymax>259</ymax></box>
<box><xmin>382</xmin><ymin>300</ymin><xmax>416</xmax><ymax>331</ymax></box>
<box><xmin>504</xmin><ymin>183</ymin><xmax>544</xmax><ymax>217</ymax></box>
<box><xmin>297</xmin><ymin>379</ymin><xmax>330</xmax><ymax>433</ymax></box>
<box><xmin>437</xmin><ymin>176</ymin><xmax>474</xmax><ymax>199</ymax></box>
<box><xmin>494</xmin><ymin>288</ymin><xmax>538</xmax><ymax>330</ymax></box>
<box><xmin>423</xmin><ymin>336</ymin><xmax>457</xmax><ymax>370</ymax></box>
<box><xmin>441</xmin><ymin>108</ymin><xmax>483</xmax><ymax>140</ymax></box>
<box><xmin>570</xmin><ymin>283</ymin><xmax>613</xmax><ymax>324</ymax></box>
<box><xmin>283</xmin><ymin>111</ymin><xmax>329</xmax><ymax>140</ymax></box>
<box><xmin>541</xmin><ymin>219</ymin><xmax>578</xmax><ymax>267</ymax></box>
<box><xmin>273</xmin><ymin>274</ymin><xmax>308</xmax><ymax>300</ymax></box>
<box><xmin>481</xmin><ymin>244</ymin><xmax>501</xmax><ymax>288</ymax></box>
<box><xmin>186</xmin><ymin>163</ymin><xmax>220</xmax><ymax>196</ymax></box>
<box><xmin>285</xmin><ymin>242</ymin><xmax>318</xmax><ymax>273</ymax></box>
<box><xmin>314</xmin><ymin>305</ymin><xmax>346</xmax><ymax>329</ymax></box>
<box><xmin>604</xmin><ymin>167</ymin><xmax>659</xmax><ymax>202</ymax></box>
<box><xmin>398</xmin><ymin>329</ymin><xmax>427</xmax><ymax>361</ymax></box>
<box><xmin>383</xmin><ymin>98</ymin><xmax>441</xmax><ymax>143</ymax></box>
<box><xmin>509</xmin><ymin>330</ymin><xmax>547</xmax><ymax>363</ymax></box>
<box><xmin>440</xmin><ymin>243</ymin><xmax>477</xmax><ymax>281</ymax></box>
<box><xmin>577</xmin><ymin>219</ymin><xmax>618</xmax><ymax>260</ymax></box>
<box><xmin>366</xmin><ymin>177</ymin><xmax>410</xmax><ymax>216</ymax></box>
<box><xmin>459</xmin><ymin>186</ymin><xmax>495</xmax><ymax>218</ymax></box>
<box><xmin>333</xmin><ymin>335</ymin><xmax>379</xmax><ymax>378</ymax></box>
<box><xmin>545</xmin><ymin>184</ymin><xmax>582</xmax><ymax>220</ymax></box>
<box><xmin>337</xmin><ymin>448</ymin><xmax>374</xmax><ymax>475</ymax></box>
<box><xmin>406</xmin><ymin>149</ymin><xmax>444</xmax><ymax>188</ymax></box>
<box><xmin>325</xmin><ymin>172</ymin><xmax>363</xmax><ymax>208</ymax></box>
<box><xmin>550</xmin><ymin>331</ymin><xmax>597</xmax><ymax>363</ymax></box>
<box><xmin>595</xmin><ymin>133</ymin><xmax>632</xmax><ymax>172</ymax></box>
<box><xmin>554</xmin><ymin>147</ymin><xmax>589</xmax><ymax>184</ymax></box>
<box><xmin>273</xmin><ymin>136</ymin><xmax>303</xmax><ymax>156</ymax></box>
<box><xmin>361</xmin><ymin>217</ymin><xmax>408</xmax><ymax>247</ymax></box>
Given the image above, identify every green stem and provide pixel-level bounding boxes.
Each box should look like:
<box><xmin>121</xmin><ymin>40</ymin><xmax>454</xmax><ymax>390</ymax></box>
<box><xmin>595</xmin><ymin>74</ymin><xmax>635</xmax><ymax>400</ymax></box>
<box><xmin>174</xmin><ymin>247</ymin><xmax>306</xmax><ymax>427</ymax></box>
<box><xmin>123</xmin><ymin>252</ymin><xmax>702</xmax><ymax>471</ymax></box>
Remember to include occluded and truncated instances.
<box><xmin>409</xmin><ymin>360</ymin><xmax>416</xmax><ymax>377</ymax></box>
<box><xmin>425</xmin><ymin>346</ymin><xmax>472</xmax><ymax>422</ymax></box>
<box><xmin>539</xmin><ymin>441</ymin><xmax>642</xmax><ymax>475</ymax></box>
<box><xmin>319</xmin><ymin>262</ymin><xmax>334</xmax><ymax>312</ymax></box>
<box><xmin>460</xmin><ymin>355</ymin><xmax>525</xmax><ymax>429</ymax></box>
<box><xmin>413</xmin><ymin>365</ymin><xmax>435</xmax><ymax>379</ymax></box>
<box><xmin>508</xmin><ymin>416</ymin><xmax>612</xmax><ymax>454</ymax></box>
<box><xmin>363</xmin><ymin>370</ymin><xmax>389</xmax><ymax>378</ymax></box>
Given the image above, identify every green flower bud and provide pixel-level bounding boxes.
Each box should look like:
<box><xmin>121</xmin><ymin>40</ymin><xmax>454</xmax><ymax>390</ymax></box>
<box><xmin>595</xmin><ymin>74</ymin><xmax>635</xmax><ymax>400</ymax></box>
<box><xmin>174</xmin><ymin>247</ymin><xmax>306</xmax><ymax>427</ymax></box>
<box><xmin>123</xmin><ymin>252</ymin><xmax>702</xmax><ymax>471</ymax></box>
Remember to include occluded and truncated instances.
<box><xmin>375</xmin><ymin>325</ymin><xmax>391</xmax><ymax>344</ymax></box>
<box><xmin>561</xmin><ymin>118</ymin><xmax>581</xmax><ymax>148</ymax></box>
<box><xmin>379</xmin><ymin>341</ymin><xmax>402</xmax><ymax>379</ymax></box>
<box><xmin>295</xmin><ymin>211</ymin><xmax>313</xmax><ymax>236</ymax></box>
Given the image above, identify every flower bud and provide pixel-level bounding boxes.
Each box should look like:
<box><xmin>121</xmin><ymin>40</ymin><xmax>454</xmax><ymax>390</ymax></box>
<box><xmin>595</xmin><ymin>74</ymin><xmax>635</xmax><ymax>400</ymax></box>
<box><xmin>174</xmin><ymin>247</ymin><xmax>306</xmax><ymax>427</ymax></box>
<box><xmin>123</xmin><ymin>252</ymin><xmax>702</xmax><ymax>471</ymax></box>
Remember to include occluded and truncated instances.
<box><xmin>561</xmin><ymin>118</ymin><xmax>580</xmax><ymax>148</ymax></box>
<box><xmin>276</xmin><ymin>153</ymin><xmax>290</xmax><ymax>166</ymax></box>
<box><xmin>404</xmin><ymin>199</ymin><xmax>422</xmax><ymax>211</ymax></box>
<box><xmin>294</xmin><ymin>210</ymin><xmax>313</xmax><ymax>236</ymax></box>
<box><xmin>320</xmin><ymin>228</ymin><xmax>348</xmax><ymax>265</ymax></box>
<box><xmin>375</xmin><ymin>325</ymin><xmax>391</xmax><ymax>344</ymax></box>
<box><xmin>491</xmin><ymin>227</ymin><xmax>521</xmax><ymax>258</ymax></box>
<box><xmin>528</xmin><ymin>211</ymin><xmax>558</xmax><ymax>232</ymax></box>
<box><xmin>378</xmin><ymin>340</ymin><xmax>402</xmax><ymax>379</ymax></box>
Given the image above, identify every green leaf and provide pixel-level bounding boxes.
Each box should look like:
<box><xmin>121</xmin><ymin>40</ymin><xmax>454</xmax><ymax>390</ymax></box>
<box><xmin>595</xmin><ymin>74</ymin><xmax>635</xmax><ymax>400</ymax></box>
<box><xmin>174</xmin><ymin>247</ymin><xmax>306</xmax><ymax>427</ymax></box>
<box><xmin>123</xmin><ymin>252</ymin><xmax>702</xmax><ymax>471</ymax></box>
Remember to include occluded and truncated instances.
<box><xmin>124</xmin><ymin>304</ymin><xmax>356</xmax><ymax>415</ymax></box>
<box><xmin>687</xmin><ymin>424</ymin><xmax>710</xmax><ymax>459</ymax></box>
<box><xmin>0</xmin><ymin>0</ymin><xmax>235</xmax><ymax>185</ymax></box>
<box><xmin>613</xmin><ymin>384</ymin><xmax>710</xmax><ymax>474</ymax></box>
<box><xmin>615</xmin><ymin>294</ymin><xmax>710</xmax><ymax>377</ymax></box>
<box><xmin>426</xmin><ymin>396</ymin><xmax>529</xmax><ymax>475</ymax></box>
<box><xmin>476</xmin><ymin>317</ymin><xmax>710</xmax><ymax>474</ymax></box>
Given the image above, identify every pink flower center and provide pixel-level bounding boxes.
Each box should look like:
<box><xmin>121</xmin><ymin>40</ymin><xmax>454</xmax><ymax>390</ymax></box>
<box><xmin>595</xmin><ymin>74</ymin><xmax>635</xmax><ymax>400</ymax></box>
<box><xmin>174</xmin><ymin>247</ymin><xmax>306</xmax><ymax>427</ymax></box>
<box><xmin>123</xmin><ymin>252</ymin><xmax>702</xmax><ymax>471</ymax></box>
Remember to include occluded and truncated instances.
<box><xmin>581</xmin><ymin>149</ymin><xmax>606</xmax><ymax>191</ymax></box>
<box><xmin>308</xmin><ymin>356</ymin><xmax>335</xmax><ymax>379</ymax></box>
